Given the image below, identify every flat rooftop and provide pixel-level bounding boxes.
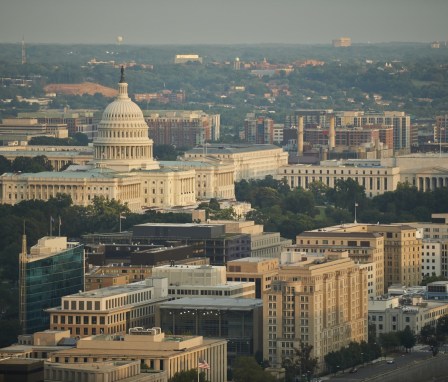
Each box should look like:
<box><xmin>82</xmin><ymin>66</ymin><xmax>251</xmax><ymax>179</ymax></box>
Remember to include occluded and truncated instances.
<box><xmin>160</xmin><ymin>297</ymin><xmax>263</xmax><ymax>310</ymax></box>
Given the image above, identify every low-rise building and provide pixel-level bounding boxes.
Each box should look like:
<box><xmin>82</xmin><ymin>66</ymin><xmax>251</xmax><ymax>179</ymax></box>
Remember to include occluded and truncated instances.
<box><xmin>226</xmin><ymin>257</ymin><xmax>279</xmax><ymax>298</ymax></box>
<box><xmin>49</xmin><ymin>328</ymin><xmax>227</xmax><ymax>381</ymax></box>
<box><xmin>157</xmin><ymin>297</ymin><xmax>263</xmax><ymax>366</ymax></box>
<box><xmin>368</xmin><ymin>295</ymin><xmax>448</xmax><ymax>335</ymax></box>
<box><xmin>152</xmin><ymin>264</ymin><xmax>256</xmax><ymax>299</ymax></box>
<box><xmin>46</xmin><ymin>277</ymin><xmax>170</xmax><ymax>338</ymax></box>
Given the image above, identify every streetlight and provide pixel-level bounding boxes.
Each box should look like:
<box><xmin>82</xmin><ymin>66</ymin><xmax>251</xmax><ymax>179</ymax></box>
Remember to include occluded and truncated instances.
<box><xmin>361</xmin><ymin>352</ymin><xmax>364</xmax><ymax>366</ymax></box>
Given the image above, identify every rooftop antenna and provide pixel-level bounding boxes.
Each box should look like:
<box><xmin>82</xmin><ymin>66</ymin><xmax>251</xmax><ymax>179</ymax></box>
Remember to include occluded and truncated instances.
<box><xmin>21</xmin><ymin>36</ymin><xmax>26</xmax><ymax>65</ymax></box>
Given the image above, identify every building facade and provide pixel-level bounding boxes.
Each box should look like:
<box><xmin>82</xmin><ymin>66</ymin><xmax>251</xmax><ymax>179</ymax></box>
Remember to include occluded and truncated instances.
<box><xmin>263</xmin><ymin>252</ymin><xmax>367</xmax><ymax>369</ymax></box>
<box><xmin>49</xmin><ymin>328</ymin><xmax>227</xmax><ymax>381</ymax></box>
<box><xmin>19</xmin><ymin>236</ymin><xmax>84</xmax><ymax>334</ymax></box>
<box><xmin>47</xmin><ymin>277</ymin><xmax>170</xmax><ymax>338</ymax></box>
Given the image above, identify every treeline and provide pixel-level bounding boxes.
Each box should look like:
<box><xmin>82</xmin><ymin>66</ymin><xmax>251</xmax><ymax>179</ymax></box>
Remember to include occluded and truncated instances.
<box><xmin>28</xmin><ymin>132</ymin><xmax>89</xmax><ymax>146</ymax></box>
<box><xmin>235</xmin><ymin>176</ymin><xmax>448</xmax><ymax>240</ymax></box>
<box><xmin>0</xmin><ymin>154</ymin><xmax>53</xmax><ymax>173</ymax></box>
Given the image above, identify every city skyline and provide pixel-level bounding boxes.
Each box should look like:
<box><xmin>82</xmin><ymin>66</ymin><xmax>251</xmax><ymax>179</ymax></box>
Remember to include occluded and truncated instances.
<box><xmin>1</xmin><ymin>0</ymin><xmax>447</xmax><ymax>45</ymax></box>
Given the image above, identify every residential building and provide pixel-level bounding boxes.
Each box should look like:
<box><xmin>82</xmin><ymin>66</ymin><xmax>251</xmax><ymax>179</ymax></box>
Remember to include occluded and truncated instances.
<box><xmin>226</xmin><ymin>257</ymin><xmax>279</xmax><ymax>298</ymax></box>
<box><xmin>152</xmin><ymin>264</ymin><xmax>256</xmax><ymax>299</ymax></box>
<box><xmin>263</xmin><ymin>251</ymin><xmax>367</xmax><ymax>369</ymax></box>
<box><xmin>244</xmin><ymin>113</ymin><xmax>274</xmax><ymax>144</ymax></box>
<box><xmin>19</xmin><ymin>236</ymin><xmax>84</xmax><ymax>334</ymax></box>
<box><xmin>49</xmin><ymin>328</ymin><xmax>227</xmax><ymax>381</ymax></box>
<box><xmin>157</xmin><ymin>297</ymin><xmax>263</xmax><ymax>366</ymax></box>
<box><xmin>144</xmin><ymin>110</ymin><xmax>220</xmax><ymax>148</ymax></box>
<box><xmin>46</xmin><ymin>277</ymin><xmax>170</xmax><ymax>338</ymax></box>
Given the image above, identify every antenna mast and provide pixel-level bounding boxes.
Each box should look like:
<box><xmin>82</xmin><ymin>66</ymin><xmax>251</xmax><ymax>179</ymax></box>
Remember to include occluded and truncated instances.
<box><xmin>21</xmin><ymin>36</ymin><xmax>26</xmax><ymax>65</ymax></box>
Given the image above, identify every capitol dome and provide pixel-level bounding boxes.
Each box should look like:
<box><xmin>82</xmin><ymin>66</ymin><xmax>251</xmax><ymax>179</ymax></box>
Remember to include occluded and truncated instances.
<box><xmin>93</xmin><ymin>67</ymin><xmax>159</xmax><ymax>172</ymax></box>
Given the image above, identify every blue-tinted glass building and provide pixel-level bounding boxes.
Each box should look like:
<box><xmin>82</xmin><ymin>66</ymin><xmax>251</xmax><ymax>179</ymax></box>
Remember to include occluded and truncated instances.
<box><xmin>19</xmin><ymin>236</ymin><xmax>84</xmax><ymax>334</ymax></box>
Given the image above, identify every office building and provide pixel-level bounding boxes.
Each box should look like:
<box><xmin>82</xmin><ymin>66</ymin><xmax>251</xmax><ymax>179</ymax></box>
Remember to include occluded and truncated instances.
<box><xmin>0</xmin><ymin>118</ymin><xmax>68</xmax><ymax>144</ymax></box>
<box><xmin>152</xmin><ymin>264</ymin><xmax>256</xmax><ymax>299</ymax></box>
<box><xmin>0</xmin><ymin>359</ymin><xmax>44</xmax><ymax>382</ymax></box>
<box><xmin>19</xmin><ymin>236</ymin><xmax>84</xmax><ymax>334</ymax></box>
<box><xmin>46</xmin><ymin>277</ymin><xmax>170</xmax><ymax>338</ymax></box>
<box><xmin>174</xmin><ymin>54</ymin><xmax>203</xmax><ymax>64</ymax></box>
<box><xmin>158</xmin><ymin>297</ymin><xmax>263</xmax><ymax>366</ymax></box>
<box><xmin>263</xmin><ymin>251</ymin><xmax>367</xmax><ymax>369</ymax></box>
<box><xmin>132</xmin><ymin>223</ymin><xmax>251</xmax><ymax>265</ymax></box>
<box><xmin>313</xmin><ymin>223</ymin><xmax>421</xmax><ymax>291</ymax></box>
<box><xmin>45</xmin><ymin>360</ymin><xmax>168</xmax><ymax>382</ymax></box>
<box><xmin>184</xmin><ymin>143</ymin><xmax>288</xmax><ymax>181</ymax></box>
<box><xmin>369</xmin><ymin>295</ymin><xmax>448</xmax><ymax>336</ymax></box>
<box><xmin>49</xmin><ymin>328</ymin><xmax>227</xmax><ymax>381</ymax></box>
<box><xmin>226</xmin><ymin>257</ymin><xmax>279</xmax><ymax>298</ymax></box>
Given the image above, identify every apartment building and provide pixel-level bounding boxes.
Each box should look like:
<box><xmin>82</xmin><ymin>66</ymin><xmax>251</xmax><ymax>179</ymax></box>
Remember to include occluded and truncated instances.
<box><xmin>263</xmin><ymin>252</ymin><xmax>367</xmax><ymax>369</ymax></box>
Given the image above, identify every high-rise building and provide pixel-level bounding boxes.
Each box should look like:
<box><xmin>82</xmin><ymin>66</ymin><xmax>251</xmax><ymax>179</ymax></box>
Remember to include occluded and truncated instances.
<box><xmin>263</xmin><ymin>251</ymin><xmax>367</xmax><ymax>369</ymax></box>
<box><xmin>19</xmin><ymin>236</ymin><xmax>84</xmax><ymax>334</ymax></box>
<box><xmin>244</xmin><ymin>114</ymin><xmax>274</xmax><ymax>144</ymax></box>
<box><xmin>144</xmin><ymin>110</ymin><xmax>220</xmax><ymax>148</ymax></box>
<box><xmin>309</xmin><ymin>223</ymin><xmax>422</xmax><ymax>291</ymax></box>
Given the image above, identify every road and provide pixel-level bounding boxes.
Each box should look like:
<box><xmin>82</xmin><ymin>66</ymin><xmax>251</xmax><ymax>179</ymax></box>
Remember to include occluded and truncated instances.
<box><xmin>324</xmin><ymin>352</ymin><xmax>432</xmax><ymax>382</ymax></box>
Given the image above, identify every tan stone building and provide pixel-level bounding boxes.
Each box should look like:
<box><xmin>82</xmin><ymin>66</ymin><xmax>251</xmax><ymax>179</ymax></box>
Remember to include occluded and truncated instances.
<box><xmin>226</xmin><ymin>257</ymin><xmax>279</xmax><ymax>298</ymax></box>
<box><xmin>49</xmin><ymin>328</ymin><xmax>227</xmax><ymax>381</ymax></box>
<box><xmin>338</xmin><ymin>224</ymin><xmax>422</xmax><ymax>290</ymax></box>
<box><xmin>46</xmin><ymin>277</ymin><xmax>170</xmax><ymax>338</ymax></box>
<box><xmin>293</xmin><ymin>229</ymin><xmax>384</xmax><ymax>297</ymax></box>
<box><xmin>45</xmin><ymin>360</ymin><xmax>168</xmax><ymax>382</ymax></box>
<box><xmin>184</xmin><ymin>143</ymin><xmax>288</xmax><ymax>181</ymax></box>
<box><xmin>152</xmin><ymin>264</ymin><xmax>256</xmax><ymax>299</ymax></box>
<box><xmin>263</xmin><ymin>252</ymin><xmax>367</xmax><ymax>369</ymax></box>
<box><xmin>277</xmin><ymin>160</ymin><xmax>401</xmax><ymax>198</ymax></box>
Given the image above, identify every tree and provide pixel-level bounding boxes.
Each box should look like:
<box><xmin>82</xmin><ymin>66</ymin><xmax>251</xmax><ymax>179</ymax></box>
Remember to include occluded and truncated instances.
<box><xmin>379</xmin><ymin>332</ymin><xmax>400</xmax><ymax>352</ymax></box>
<box><xmin>399</xmin><ymin>326</ymin><xmax>416</xmax><ymax>352</ymax></box>
<box><xmin>436</xmin><ymin>314</ymin><xmax>448</xmax><ymax>339</ymax></box>
<box><xmin>232</xmin><ymin>356</ymin><xmax>276</xmax><ymax>382</ymax></box>
<box><xmin>169</xmin><ymin>369</ymin><xmax>207</xmax><ymax>382</ymax></box>
<box><xmin>282</xmin><ymin>341</ymin><xmax>318</xmax><ymax>382</ymax></box>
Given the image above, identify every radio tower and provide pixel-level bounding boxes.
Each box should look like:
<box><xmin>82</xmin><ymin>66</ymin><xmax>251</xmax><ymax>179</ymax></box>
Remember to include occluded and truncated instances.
<box><xmin>21</xmin><ymin>36</ymin><xmax>26</xmax><ymax>65</ymax></box>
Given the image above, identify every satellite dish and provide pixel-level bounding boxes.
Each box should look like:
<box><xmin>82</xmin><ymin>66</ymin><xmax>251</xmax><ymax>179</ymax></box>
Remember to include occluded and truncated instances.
<box><xmin>116</xmin><ymin>36</ymin><xmax>123</xmax><ymax>44</ymax></box>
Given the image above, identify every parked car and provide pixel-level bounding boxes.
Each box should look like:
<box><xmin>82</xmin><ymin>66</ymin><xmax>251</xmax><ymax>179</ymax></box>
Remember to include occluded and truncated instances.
<box><xmin>386</xmin><ymin>359</ymin><xmax>395</xmax><ymax>364</ymax></box>
<box><xmin>349</xmin><ymin>368</ymin><xmax>358</xmax><ymax>373</ymax></box>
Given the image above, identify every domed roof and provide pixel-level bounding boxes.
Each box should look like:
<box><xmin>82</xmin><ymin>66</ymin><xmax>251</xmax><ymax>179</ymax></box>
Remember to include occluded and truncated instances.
<box><xmin>101</xmin><ymin>66</ymin><xmax>144</xmax><ymax>122</ymax></box>
<box><xmin>102</xmin><ymin>98</ymin><xmax>144</xmax><ymax>121</ymax></box>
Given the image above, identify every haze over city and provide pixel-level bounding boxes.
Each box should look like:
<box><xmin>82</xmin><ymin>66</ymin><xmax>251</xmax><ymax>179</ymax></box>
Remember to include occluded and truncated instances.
<box><xmin>1</xmin><ymin>0</ymin><xmax>448</xmax><ymax>45</ymax></box>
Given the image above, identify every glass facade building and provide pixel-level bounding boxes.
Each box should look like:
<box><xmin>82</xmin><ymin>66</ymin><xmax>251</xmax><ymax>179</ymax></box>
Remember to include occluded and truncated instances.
<box><xmin>158</xmin><ymin>297</ymin><xmax>262</xmax><ymax>365</ymax></box>
<box><xmin>20</xmin><ymin>239</ymin><xmax>84</xmax><ymax>334</ymax></box>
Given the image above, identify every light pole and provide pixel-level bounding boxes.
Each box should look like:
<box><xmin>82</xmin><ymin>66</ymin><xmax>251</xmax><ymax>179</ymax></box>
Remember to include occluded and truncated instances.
<box><xmin>354</xmin><ymin>202</ymin><xmax>358</xmax><ymax>223</ymax></box>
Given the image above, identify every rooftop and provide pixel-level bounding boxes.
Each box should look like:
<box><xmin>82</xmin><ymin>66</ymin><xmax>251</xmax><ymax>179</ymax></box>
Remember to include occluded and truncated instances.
<box><xmin>159</xmin><ymin>297</ymin><xmax>263</xmax><ymax>310</ymax></box>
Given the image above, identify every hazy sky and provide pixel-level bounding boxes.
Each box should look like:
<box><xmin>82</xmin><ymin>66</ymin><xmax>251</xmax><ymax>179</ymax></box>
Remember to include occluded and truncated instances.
<box><xmin>1</xmin><ymin>0</ymin><xmax>447</xmax><ymax>45</ymax></box>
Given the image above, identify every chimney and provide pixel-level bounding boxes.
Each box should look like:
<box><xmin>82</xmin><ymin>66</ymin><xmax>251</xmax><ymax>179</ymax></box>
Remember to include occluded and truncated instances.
<box><xmin>297</xmin><ymin>116</ymin><xmax>304</xmax><ymax>157</ymax></box>
<box><xmin>329</xmin><ymin>114</ymin><xmax>335</xmax><ymax>150</ymax></box>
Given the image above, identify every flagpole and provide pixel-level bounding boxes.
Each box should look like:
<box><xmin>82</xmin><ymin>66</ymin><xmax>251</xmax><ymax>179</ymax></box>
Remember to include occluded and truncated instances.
<box><xmin>354</xmin><ymin>202</ymin><xmax>358</xmax><ymax>224</ymax></box>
